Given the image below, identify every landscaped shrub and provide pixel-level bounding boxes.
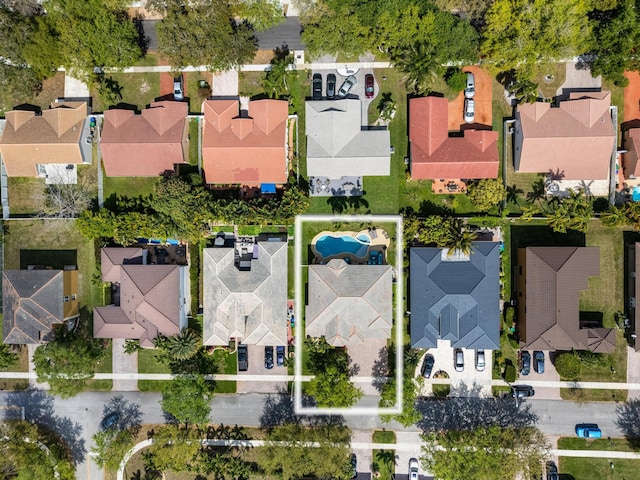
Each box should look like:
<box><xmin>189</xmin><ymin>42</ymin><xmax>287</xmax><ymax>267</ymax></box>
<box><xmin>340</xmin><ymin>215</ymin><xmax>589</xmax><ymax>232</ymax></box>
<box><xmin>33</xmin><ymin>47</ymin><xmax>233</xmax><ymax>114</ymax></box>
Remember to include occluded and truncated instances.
<box><xmin>504</xmin><ymin>362</ymin><xmax>516</xmax><ymax>382</ymax></box>
<box><xmin>555</xmin><ymin>352</ymin><xmax>582</xmax><ymax>379</ymax></box>
<box><xmin>577</xmin><ymin>350</ymin><xmax>608</xmax><ymax>368</ymax></box>
<box><xmin>432</xmin><ymin>384</ymin><xmax>451</xmax><ymax>398</ymax></box>
<box><xmin>444</xmin><ymin>67</ymin><xmax>467</xmax><ymax>93</ymax></box>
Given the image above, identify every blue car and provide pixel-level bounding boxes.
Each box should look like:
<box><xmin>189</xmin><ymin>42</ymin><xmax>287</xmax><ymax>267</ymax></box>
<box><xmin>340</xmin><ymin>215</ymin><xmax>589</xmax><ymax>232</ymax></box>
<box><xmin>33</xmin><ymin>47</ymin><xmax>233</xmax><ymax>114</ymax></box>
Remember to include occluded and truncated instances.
<box><xmin>575</xmin><ymin>424</ymin><xmax>602</xmax><ymax>438</ymax></box>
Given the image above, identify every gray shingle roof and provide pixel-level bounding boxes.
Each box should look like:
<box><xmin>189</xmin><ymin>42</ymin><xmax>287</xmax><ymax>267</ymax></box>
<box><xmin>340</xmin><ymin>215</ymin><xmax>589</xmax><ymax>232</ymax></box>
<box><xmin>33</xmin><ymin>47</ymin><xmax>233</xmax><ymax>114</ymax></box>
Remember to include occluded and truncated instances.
<box><xmin>203</xmin><ymin>241</ymin><xmax>287</xmax><ymax>346</ymax></box>
<box><xmin>2</xmin><ymin>270</ymin><xmax>64</xmax><ymax>344</ymax></box>
<box><xmin>306</xmin><ymin>259</ymin><xmax>393</xmax><ymax>346</ymax></box>
<box><xmin>410</xmin><ymin>243</ymin><xmax>501</xmax><ymax>350</ymax></box>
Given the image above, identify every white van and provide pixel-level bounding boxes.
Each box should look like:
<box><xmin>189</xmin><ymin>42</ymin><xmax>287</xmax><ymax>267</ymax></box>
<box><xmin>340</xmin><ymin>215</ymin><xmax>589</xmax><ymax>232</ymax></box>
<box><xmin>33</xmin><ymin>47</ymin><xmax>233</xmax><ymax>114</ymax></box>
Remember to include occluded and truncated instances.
<box><xmin>464</xmin><ymin>72</ymin><xmax>475</xmax><ymax>99</ymax></box>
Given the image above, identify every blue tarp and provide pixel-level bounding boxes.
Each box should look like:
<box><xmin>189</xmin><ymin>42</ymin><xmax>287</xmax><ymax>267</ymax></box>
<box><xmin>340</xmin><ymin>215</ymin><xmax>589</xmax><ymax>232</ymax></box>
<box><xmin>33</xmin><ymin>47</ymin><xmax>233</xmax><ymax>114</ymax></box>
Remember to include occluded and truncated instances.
<box><xmin>261</xmin><ymin>183</ymin><xmax>276</xmax><ymax>194</ymax></box>
<box><xmin>633</xmin><ymin>187</ymin><xmax>640</xmax><ymax>202</ymax></box>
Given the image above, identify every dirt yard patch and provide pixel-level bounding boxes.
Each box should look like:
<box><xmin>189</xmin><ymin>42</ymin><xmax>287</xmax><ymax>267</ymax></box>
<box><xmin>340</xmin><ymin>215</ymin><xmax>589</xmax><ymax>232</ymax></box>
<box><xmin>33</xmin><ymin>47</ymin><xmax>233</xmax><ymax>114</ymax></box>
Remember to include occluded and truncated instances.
<box><xmin>624</xmin><ymin>71</ymin><xmax>640</xmax><ymax>123</ymax></box>
<box><xmin>447</xmin><ymin>66</ymin><xmax>492</xmax><ymax>131</ymax></box>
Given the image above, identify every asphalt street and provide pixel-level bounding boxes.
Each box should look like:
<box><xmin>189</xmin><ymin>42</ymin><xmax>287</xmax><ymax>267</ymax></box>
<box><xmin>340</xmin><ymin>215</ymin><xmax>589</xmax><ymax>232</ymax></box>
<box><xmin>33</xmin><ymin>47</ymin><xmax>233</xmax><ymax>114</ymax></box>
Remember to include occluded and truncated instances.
<box><xmin>0</xmin><ymin>391</ymin><xmax>627</xmax><ymax>480</ymax></box>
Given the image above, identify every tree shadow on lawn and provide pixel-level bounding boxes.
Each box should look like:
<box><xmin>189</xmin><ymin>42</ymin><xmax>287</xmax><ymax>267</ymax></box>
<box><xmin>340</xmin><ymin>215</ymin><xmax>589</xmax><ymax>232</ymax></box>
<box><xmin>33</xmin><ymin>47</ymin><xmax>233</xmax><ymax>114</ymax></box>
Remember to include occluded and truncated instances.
<box><xmin>615</xmin><ymin>397</ymin><xmax>640</xmax><ymax>449</ymax></box>
<box><xmin>416</xmin><ymin>382</ymin><xmax>538</xmax><ymax>433</ymax></box>
<box><xmin>3</xmin><ymin>388</ymin><xmax>86</xmax><ymax>464</ymax></box>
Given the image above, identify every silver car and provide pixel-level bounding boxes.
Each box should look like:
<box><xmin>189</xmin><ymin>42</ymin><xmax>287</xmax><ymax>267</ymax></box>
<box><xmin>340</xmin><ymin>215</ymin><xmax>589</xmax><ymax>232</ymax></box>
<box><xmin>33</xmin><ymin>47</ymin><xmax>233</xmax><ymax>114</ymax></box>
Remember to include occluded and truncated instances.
<box><xmin>464</xmin><ymin>72</ymin><xmax>475</xmax><ymax>99</ymax></box>
<box><xmin>464</xmin><ymin>98</ymin><xmax>475</xmax><ymax>123</ymax></box>
<box><xmin>475</xmin><ymin>349</ymin><xmax>485</xmax><ymax>372</ymax></box>
<box><xmin>338</xmin><ymin>75</ymin><xmax>357</xmax><ymax>97</ymax></box>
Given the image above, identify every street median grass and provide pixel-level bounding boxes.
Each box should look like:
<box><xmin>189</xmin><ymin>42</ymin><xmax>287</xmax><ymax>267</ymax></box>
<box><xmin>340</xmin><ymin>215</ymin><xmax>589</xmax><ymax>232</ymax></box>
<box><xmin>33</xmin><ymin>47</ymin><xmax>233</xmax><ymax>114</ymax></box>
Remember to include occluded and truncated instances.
<box><xmin>372</xmin><ymin>430</ymin><xmax>396</xmax><ymax>443</ymax></box>
<box><xmin>558</xmin><ymin>437</ymin><xmax>637</xmax><ymax>452</ymax></box>
<box><xmin>372</xmin><ymin>449</ymin><xmax>395</xmax><ymax>480</ymax></box>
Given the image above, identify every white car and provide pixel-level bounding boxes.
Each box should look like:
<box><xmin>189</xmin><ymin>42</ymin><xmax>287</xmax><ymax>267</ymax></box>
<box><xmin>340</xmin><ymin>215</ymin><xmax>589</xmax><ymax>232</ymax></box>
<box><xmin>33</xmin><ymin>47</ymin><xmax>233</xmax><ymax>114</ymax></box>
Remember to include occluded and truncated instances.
<box><xmin>338</xmin><ymin>75</ymin><xmax>357</xmax><ymax>97</ymax></box>
<box><xmin>409</xmin><ymin>458</ymin><xmax>419</xmax><ymax>480</ymax></box>
<box><xmin>173</xmin><ymin>75</ymin><xmax>184</xmax><ymax>101</ymax></box>
<box><xmin>464</xmin><ymin>72</ymin><xmax>475</xmax><ymax>99</ymax></box>
<box><xmin>464</xmin><ymin>98</ymin><xmax>475</xmax><ymax>123</ymax></box>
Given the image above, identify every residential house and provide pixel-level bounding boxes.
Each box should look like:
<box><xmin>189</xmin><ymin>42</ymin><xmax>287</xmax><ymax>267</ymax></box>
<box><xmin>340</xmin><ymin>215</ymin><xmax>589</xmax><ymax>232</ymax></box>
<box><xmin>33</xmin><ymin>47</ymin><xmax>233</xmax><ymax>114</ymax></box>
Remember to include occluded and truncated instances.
<box><xmin>408</xmin><ymin>96</ymin><xmax>499</xmax><ymax>180</ymax></box>
<box><xmin>93</xmin><ymin>248</ymin><xmax>188</xmax><ymax>347</ymax></box>
<box><xmin>203</xmin><ymin>239</ymin><xmax>287</xmax><ymax>346</ymax></box>
<box><xmin>516</xmin><ymin>246</ymin><xmax>616</xmax><ymax>352</ymax></box>
<box><xmin>306</xmin><ymin>99</ymin><xmax>390</xmax><ymax>178</ymax></box>
<box><xmin>623</xmin><ymin>128</ymin><xmax>640</xmax><ymax>186</ymax></box>
<box><xmin>0</xmin><ymin>101</ymin><xmax>90</xmax><ymax>178</ymax></box>
<box><xmin>3</xmin><ymin>269</ymin><xmax>79</xmax><ymax>344</ymax></box>
<box><xmin>514</xmin><ymin>92</ymin><xmax>614</xmax><ymax>181</ymax></box>
<box><xmin>626</xmin><ymin>242</ymin><xmax>640</xmax><ymax>351</ymax></box>
<box><xmin>100</xmin><ymin>101</ymin><xmax>189</xmax><ymax>177</ymax></box>
<box><xmin>306</xmin><ymin>259</ymin><xmax>392</xmax><ymax>346</ymax></box>
<box><xmin>410</xmin><ymin>243</ymin><xmax>500</xmax><ymax>350</ymax></box>
<box><xmin>202</xmin><ymin>99</ymin><xmax>289</xmax><ymax>186</ymax></box>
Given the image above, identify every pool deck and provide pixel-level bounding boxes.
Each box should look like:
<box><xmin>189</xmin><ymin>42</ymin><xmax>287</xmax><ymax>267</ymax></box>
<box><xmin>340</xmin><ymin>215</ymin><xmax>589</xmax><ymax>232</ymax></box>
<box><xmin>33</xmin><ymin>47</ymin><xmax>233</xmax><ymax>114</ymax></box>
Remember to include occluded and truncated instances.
<box><xmin>310</xmin><ymin>229</ymin><xmax>390</xmax><ymax>264</ymax></box>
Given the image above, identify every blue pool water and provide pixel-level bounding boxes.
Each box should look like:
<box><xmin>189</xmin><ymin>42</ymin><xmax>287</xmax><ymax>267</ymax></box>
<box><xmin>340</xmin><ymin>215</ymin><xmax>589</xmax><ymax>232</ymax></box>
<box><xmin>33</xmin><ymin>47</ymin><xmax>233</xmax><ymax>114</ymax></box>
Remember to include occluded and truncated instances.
<box><xmin>315</xmin><ymin>235</ymin><xmax>369</xmax><ymax>258</ymax></box>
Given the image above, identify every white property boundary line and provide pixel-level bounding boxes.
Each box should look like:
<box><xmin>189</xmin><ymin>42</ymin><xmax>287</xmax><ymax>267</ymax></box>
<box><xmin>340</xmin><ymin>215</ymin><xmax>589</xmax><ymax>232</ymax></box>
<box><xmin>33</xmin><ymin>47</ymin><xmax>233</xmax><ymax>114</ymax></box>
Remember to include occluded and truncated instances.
<box><xmin>294</xmin><ymin>214</ymin><xmax>404</xmax><ymax>415</ymax></box>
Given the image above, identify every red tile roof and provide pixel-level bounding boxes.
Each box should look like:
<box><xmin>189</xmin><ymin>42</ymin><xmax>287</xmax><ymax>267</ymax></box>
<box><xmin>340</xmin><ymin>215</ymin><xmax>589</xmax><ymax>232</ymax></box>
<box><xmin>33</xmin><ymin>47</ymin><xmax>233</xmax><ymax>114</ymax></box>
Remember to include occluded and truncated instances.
<box><xmin>100</xmin><ymin>101</ymin><xmax>188</xmax><ymax>177</ymax></box>
<box><xmin>202</xmin><ymin>99</ymin><xmax>288</xmax><ymax>185</ymax></box>
<box><xmin>409</xmin><ymin>97</ymin><xmax>498</xmax><ymax>180</ymax></box>
<box><xmin>515</xmin><ymin>92</ymin><xmax>614</xmax><ymax>180</ymax></box>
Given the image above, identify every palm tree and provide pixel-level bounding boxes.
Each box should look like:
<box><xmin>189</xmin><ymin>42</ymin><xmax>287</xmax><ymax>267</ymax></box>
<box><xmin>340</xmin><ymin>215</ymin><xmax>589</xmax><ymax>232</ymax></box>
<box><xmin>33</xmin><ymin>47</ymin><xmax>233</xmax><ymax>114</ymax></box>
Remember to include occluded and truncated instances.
<box><xmin>526</xmin><ymin>178</ymin><xmax>547</xmax><ymax>207</ymax></box>
<box><xmin>546</xmin><ymin>206</ymin><xmax>570</xmax><ymax>233</ymax></box>
<box><xmin>166</xmin><ymin>329</ymin><xmax>201</xmax><ymax>361</ymax></box>
<box><xmin>391</xmin><ymin>42</ymin><xmax>439</xmax><ymax>94</ymax></box>
<box><xmin>444</xmin><ymin>220</ymin><xmax>476</xmax><ymax>256</ymax></box>
<box><xmin>506</xmin><ymin>184</ymin><xmax>524</xmax><ymax>206</ymax></box>
<box><xmin>601</xmin><ymin>205</ymin><xmax>628</xmax><ymax>227</ymax></box>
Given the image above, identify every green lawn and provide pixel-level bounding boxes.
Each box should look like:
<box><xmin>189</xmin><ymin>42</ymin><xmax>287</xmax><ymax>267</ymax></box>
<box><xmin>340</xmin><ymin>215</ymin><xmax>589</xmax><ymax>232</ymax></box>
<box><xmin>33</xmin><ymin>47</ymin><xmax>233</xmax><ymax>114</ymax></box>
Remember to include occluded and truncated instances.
<box><xmin>88</xmin><ymin>341</ymin><xmax>113</xmax><ymax>391</ymax></box>
<box><xmin>91</xmin><ymin>72</ymin><xmax>161</xmax><ymax>113</ymax></box>
<box><xmin>0</xmin><ymin>71</ymin><xmax>65</xmax><ymax>117</ymax></box>
<box><xmin>534</xmin><ymin>63</ymin><xmax>567</xmax><ymax>100</ymax></box>
<box><xmin>372</xmin><ymin>430</ymin><xmax>396</xmax><ymax>443</ymax></box>
<box><xmin>372</xmin><ymin>449</ymin><xmax>395</xmax><ymax>480</ymax></box>
<box><xmin>102</xmin><ymin>174</ymin><xmax>159</xmax><ymax>209</ymax></box>
<box><xmin>238</xmin><ymin>71</ymin><xmax>265</xmax><ymax>98</ymax></box>
<box><xmin>188</xmin><ymin>118</ymin><xmax>200</xmax><ymax>166</ymax></box>
<box><xmin>558</xmin><ymin>437</ymin><xmax>636</xmax><ymax>452</ymax></box>
<box><xmin>560</xmin><ymin>457</ymin><xmax>640</xmax><ymax>479</ymax></box>
<box><xmin>7</xmin><ymin>176</ymin><xmax>47</xmax><ymax>216</ymax></box>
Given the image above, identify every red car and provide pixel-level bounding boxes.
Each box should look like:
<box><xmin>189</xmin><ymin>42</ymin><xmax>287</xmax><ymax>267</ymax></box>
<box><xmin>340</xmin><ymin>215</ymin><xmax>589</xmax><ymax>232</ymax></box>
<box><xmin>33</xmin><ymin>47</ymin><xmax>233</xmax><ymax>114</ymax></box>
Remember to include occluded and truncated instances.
<box><xmin>365</xmin><ymin>74</ymin><xmax>374</xmax><ymax>98</ymax></box>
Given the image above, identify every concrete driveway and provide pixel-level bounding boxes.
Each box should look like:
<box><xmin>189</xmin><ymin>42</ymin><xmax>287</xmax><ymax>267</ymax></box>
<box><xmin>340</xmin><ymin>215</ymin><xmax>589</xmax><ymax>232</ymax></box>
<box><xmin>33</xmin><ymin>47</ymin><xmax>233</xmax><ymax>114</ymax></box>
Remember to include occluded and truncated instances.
<box><xmin>348</xmin><ymin>338</ymin><xmax>388</xmax><ymax>395</ymax></box>
<box><xmin>627</xmin><ymin>345</ymin><xmax>640</xmax><ymax>399</ymax></box>
<box><xmin>310</xmin><ymin>68</ymin><xmax>378</xmax><ymax>126</ymax></box>
<box><xmin>556</xmin><ymin>61</ymin><xmax>601</xmax><ymax>98</ymax></box>
<box><xmin>236</xmin><ymin>344</ymin><xmax>287</xmax><ymax>393</ymax></box>
<box><xmin>418</xmin><ymin>340</ymin><xmax>493</xmax><ymax>396</ymax></box>
<box><xmin>519</xmin><ymin>350</ymin><xmax>561</xmax><ymax>400</ymax></box>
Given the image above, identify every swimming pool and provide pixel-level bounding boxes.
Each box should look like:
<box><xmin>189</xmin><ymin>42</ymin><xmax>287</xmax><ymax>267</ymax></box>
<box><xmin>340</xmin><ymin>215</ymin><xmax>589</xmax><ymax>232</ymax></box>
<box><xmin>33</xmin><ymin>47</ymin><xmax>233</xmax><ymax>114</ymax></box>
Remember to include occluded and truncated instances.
<box><xmin>314</xmin><ymin>234</ymin><xmax>370</xmax><ymax>259</ymax></box>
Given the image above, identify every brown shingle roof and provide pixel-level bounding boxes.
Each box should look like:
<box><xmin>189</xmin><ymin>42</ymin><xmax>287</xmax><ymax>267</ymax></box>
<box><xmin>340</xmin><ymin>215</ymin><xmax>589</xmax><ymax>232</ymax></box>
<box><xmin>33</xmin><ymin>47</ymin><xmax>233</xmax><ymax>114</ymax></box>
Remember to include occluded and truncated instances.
<box><xmin>2</xmin><ymin>270</ymin><xmax>76</xmax><ymax>344</ymax></box>
<box><xmin>94</xmin><ymin>248</ymin><xmax>185</xmax><ymax>347</ymax></box>
<box><xmin>0</xmin><ymin>102</ymin><xmax>87</xmax><ymax>176</ymax></box>
<box><xmin>624</xmin><ymin>128</ymin><xmax>640</xmax><ymax>177</ymax></box>
<box><xmin>520</xmin><ymin>246</ymin><xmax>616</xmax><ymax>353</ymax></box>
<box><xmin>409</xmin><ymin>96</ymin><xmax>499</xmax><ymax>180</ymax></box>
<box><xmin>202</xmin><ymin>99</ymin><xmax>288</xmax><ymax>185</ymax></box>
<box><xmin>101</xmin><ymin>101</ymin><xmax>188</xmax><ymax>177</ymax></box>
<box><xmin>515</xmin><ymin>92</ymin><xmax>614</xmax><ymax>180</ymax></box>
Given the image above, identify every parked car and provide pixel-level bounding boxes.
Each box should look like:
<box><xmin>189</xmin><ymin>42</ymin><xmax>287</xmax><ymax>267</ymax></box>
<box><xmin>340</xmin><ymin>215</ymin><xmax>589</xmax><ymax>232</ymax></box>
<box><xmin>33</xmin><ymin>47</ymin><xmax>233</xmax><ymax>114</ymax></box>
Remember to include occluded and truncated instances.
<box><xmin>520</xmin><ymin>350</ymin><xmax>531</xmax><ymax>376</ymax></box>
<box><xmin>264</xmin><ymin>346</ymin><xmax>274</xmax><ymax>369</ymax></box>
<box><xmin>100</xmin><ymin>412</ymin><xmax>119</xmax><ymax>431</ymax></box>
<box><xmin>534</xmin><ymin>351</ymin><xmax>545</xmax><ymax>374</ymax></box>
<box><xmin>475</xmin><ymin>349</ymin><xmax>485</xmax><ymax>372</ymax></box>
<box><xmin>312</xmin><ymin>73</ymin><xmax>323</xmax><ymax>100</ymax></box>
<box><xmin>575</xmin><ymin>424</ymin><xmax>602</xmax><ymax>438</ymax></box>
<box><xmin>463</xmin><ymin>98</ymin><xmax>475</xmax><ymax>123</ymax></box>
<box><xmin>546</xmin><ymin>461</ymin><xmax>559</xmax><ymax>480</ymax></box>
<box><xmin>464</xmin><ymin>72</ymin><xmax>475</xmax><ymax>99</ymax></box>
<box><xmin>326</xmin><ymin>73</ymin><xmax>336</xmax><ymax>99</ymax></box>
<box><xmin>511</xmin><ymin>385</ymin><xmax>535</xmax><ymax>398</ymax></box>
<box><xmin>365</xmin><ymin>73</ymin><xmax>374</xmax><ymax>98</ymax></box>
<box><xmin>173</xmin><ymin>75</ymin><xmax>184</xmax><ymax>101</ymax></box>
<box><xmin>421</xmin><ymin>354</ymin><xmax>435</xmax><ymax>378</ymax></box>
<box><xmin>276</xmin><ymin>345</ymin><xmax>285</xmax><ymax>367</ymax></box>
<box><xmin>238</xmin><ymin>344</ymin><xmax>248</xmax><ymax>371</ymax></box>
<box><xmin>454</xmin><ymin>348</ymin><xmax>464</xmax><ymax>372</ymax></box>
<box><xmin>338</xmin><ymin>75</ymin><xmax>357</xmax><ymax>97</ymax></box>
<box><xmin>409</xmin><ymin>457</ymin><xmax>419</xmax><ymax>480</ymax></box>
<box><xmin>349</xmin><ymin>453</ymin><xmax>357</xmax><ymax>478</ymax></box>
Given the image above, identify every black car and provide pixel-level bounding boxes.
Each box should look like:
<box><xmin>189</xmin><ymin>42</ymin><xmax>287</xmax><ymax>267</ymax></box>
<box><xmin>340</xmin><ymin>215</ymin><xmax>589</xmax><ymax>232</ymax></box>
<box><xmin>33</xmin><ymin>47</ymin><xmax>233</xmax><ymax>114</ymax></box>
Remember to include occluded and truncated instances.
<box><xmin>350</xmin><ymin>453</ymin><xmax>357</xmax><ymax>479</ymax></box>
<box><xmin>512</xmin><ymin>385</ymin><xmax>535</xmax><ymax>398</ymax></box>
<box><xmin>276</xmin><ymin>345</ymin><xmax>285</xmax><ymax>367</ymax></box>
<box><xmin>520</xmin><ymin>350</ymin><xmax>531</xmax><ymax>376</ymax></box>
<box><xmin>238</xmin><ymin>344</ymin><xmax>248</xmax><ymax>372</ymax></box>
<box><xmin>421</xmin><ymin>354</ymin><xmax>435</xmax><ymax>378</ymax></box>
<box><xmin>534</xmin><ymin>351</ymin><xmax>545</xmax><ymax>374</ymax></box>
<box><xmin>326</xmin><ymin>73</ymin><xmax>336</xmax><ymax>99</ymax></box>
<box><xmin>312</xmin><ymin>73</ymin><xmax>322</xmax><ymax>100</ymax></box>
<box><xmin>264</xmin><ymin>346</ymin><xmax>274</xmax><ymax>369</ymax></box>
<box><xmin>546</xmin><ymin>461</ymin><xmax>559</xmax><ymax>480</ymax></box>
<box><xmin>100</xmin><ymin>412</ymin><xmax>119</xmax><ymax>431</ymax></box>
